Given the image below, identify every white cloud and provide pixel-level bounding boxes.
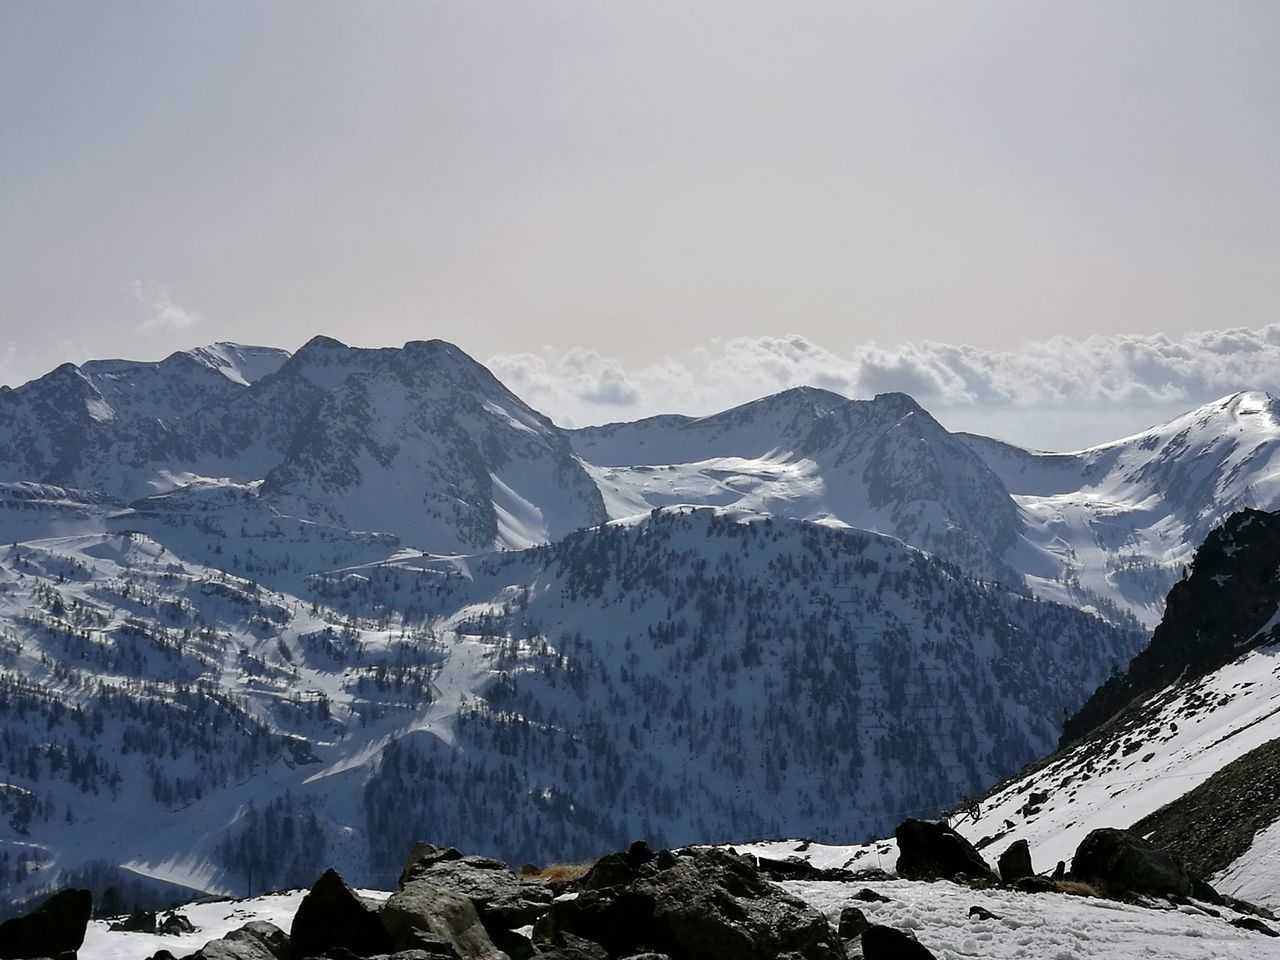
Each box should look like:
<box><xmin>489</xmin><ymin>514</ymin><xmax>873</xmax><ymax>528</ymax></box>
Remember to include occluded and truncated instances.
<box><xmin>489</xmin><ymin>323</ymin><xmax>1280</xmax><ymax>448</ymax></box>
<box><xmin>130</xmin><ymin>280</ymin><xmax>203</xmax><ymax>334</ymax></box>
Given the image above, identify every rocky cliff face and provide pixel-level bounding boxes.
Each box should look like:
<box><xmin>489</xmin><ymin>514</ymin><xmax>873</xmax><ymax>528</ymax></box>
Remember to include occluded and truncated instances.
<box><xmin>1061</xmin><ymin>508</ymin><xmax>1280</xmax><ymax>745</ymax></box>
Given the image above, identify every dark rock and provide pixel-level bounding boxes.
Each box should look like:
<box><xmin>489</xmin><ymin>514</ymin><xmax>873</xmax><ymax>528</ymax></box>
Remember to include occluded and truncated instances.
<box><xmin>860</xmin><ymin>925</ymin><xmax>937</xmax><ymax>960</ymax></box>
<box><xmin>894</xmin><ymin>819</ymin><xmax>995</xmax><ymax>882</ymax></box>
<box><xmin>525</xmin><ymin>931</ymin><xmax>608</xmax><ymax>960</ymax></box>
<box><xmin>159</xmin><ymin>914</ymin><xmax>197</xmax><ymax>936</ymax></box>
<box><xmin>1232</xmin><ymin>917</ymin><xmax>1280</xmax><ymax>937</ymax></box>
<box><xmin>620</xmin><ymin>955</ymin><xmax>672</xmax><ymax>960</ymax></box>
<box><xmin>1072</xmin><ymin>828</ymin><xmax>1195</xmax><ymax>898</ymax></box>
<box><xmin>487</xmin><ymin>927</ymin><xmax>534</xmax><ymax>960</ymax></box>
<box><xmin>754</xmin><ymin>858</ymin><xmax>855</xmax><ymax>883</ymax></box>
<box><xmin>380</xmin><ymin>880</ymin><xmax>504</xmax><ymax>960</ymax></box>
<box><xmin>195</xmin><ymin>921</ymin><xmax>290</xmax><ymax>960</ymax></box>
<box><xmin>1013</xmin><ymin>876</ymin><xmax>1057</xmax><ymax>894</ymax></box>
<box><xmin>967</xmin><ymin>906</ymin><xmax>999</xmax><ymax>921</ymax></box>
<box><xmin>997</xmin><ymin>840</ymin><xmax>1034</xmax><ymax>883</ymax></box>
<box><xmin>146</xmin><ymin>952</ymin><xmax>179</xmax><ymax>960</ymax></box>
<box><xmin>290</xmin><ymin>869</ymin><xmax>392</xmax><ymax>960</ymax></box>
<box><xmin>0</xmin><ymin>888</ymin><xmax>92</xmax><ymax>960</ymax></box>
<box><xmin>110</xmin><ymin>911</ymin><xmax>157</xmax><ymax>933</ymax></box>
<box><xmin>535</xmin><ymin>846</ymin><xmax>843</xmax><ymax>960</ymax></box>
<box><xmin>836</xmin><ymin>907</ymin><xmax>868</xmax><ymax>940</ymax></box>
<box><xmin>1052</xmin><ymin>861</ymin><xmax>1066</xmax><ymax>880</ymax></box>
<box><xmin>399</xmin><ymin>843</ymin><xmax>466</xmax><ymax>888</ymax></box>
<box><xmin>393</xmin><ymin>856</ymin><xmax>552</xmax><ymax>930</ymax></box>
<box><xmin>852</xmin><ymin>889</ymin><xmax>890</xmax><ymax>904</ymax></box>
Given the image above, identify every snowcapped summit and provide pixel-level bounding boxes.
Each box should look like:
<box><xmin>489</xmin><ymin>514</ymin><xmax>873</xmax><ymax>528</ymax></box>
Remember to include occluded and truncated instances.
<box><xmin>184</xmin><ymin>342</ymin><xmax>291</xmax><ymax>386</ymax></box>
<box><xmin>572</xmin><ymin>387</ymin><xmax>1020</xmax><ymax>582</ymax></box>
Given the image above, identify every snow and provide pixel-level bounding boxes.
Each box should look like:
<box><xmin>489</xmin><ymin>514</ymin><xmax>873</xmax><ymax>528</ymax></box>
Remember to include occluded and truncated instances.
<box><xmin>947</xmin><ymin>643</ymin><xmax>1280</xmax><ymax>904</ymax></box>
<box><xmin>1213</xmin><ymin>818</ymin><xmax>1280</xmax><ymax>910</ymax></box>
<box><xmin>786</xmin><ymin>878</ymin><xmax>1280</xmax><ymax>960</ymax></box>
<box><xmin>79</xmin><ymin>888</ymin><xmax>389</xmax><ymax>960</ymax></box>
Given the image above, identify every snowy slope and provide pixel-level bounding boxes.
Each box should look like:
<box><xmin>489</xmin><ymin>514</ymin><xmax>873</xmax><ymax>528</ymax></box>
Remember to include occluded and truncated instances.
<box><xmin>0</xmin><ymin>508</ymin><xmax>1140</xmax><ymax>914</ymax></box>
<box><xmin>965</xmin><ymin>391</ymin><xmax>1280</xmax><ymax>626</ymax></box>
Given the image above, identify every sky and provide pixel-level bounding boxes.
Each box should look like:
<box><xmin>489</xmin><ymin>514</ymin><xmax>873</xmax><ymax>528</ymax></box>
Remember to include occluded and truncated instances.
<box><xmin>1</xmin><ymin>1</ymin><xmax>1277</xmax><ymax>449</ymax></box>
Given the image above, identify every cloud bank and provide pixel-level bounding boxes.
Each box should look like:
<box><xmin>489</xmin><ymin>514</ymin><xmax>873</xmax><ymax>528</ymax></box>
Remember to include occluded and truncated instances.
<box><xmin>489</xmin><ymin>324</ymin><xmax>1280</xmax><ymax>450</ymax></box>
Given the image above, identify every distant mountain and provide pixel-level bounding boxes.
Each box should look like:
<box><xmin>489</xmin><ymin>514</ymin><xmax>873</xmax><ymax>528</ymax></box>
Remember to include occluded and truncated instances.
<box><xmin>0</xmin><ymin>337</ymin><xmax>605</xmax><ymax>553</ymax></box>
<box><xmin>962</xmin><ymin>391</ymin><xmax>1280</xmax><ymax>626</ymax></box>
<box><xmin>571</xmin><ymin>388</ymin><xmax>1023</xmax><ymax>583</ymax></box>
<box><xmin>0</xmin><ymin>507</ymin><xmax>1140</xmax><ymax>911</ymax></box>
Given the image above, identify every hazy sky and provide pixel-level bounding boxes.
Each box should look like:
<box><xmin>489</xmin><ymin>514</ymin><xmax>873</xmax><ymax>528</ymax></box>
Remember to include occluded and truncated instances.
<box><xmin>2</xmin><ymin>2</ymin><xmax>1277</xmax><ymax>447</ymax></box>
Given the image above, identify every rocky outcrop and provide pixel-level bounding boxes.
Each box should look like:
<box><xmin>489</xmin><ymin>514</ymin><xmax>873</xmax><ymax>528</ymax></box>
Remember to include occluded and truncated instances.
<box><xmin>191</xmin><ymin>922</ymin><xmax>290</xmax><ymax>960</ymax></box>
<box><xmin>1063</xmin><ymin>509</ymin><xmax>1280</xmax><ymax>745</ymax></box>
<box><xmin>894</xmin><ymin>819</ymin><xmax>995</xmax><ymax>882</ymax></box>
<box><xmin>1071</xmin><ymin>828</ymin><xmax>1198</xmax><ymax>898</ymax></box>
<box><xmin>397</xmin><ymin>851</ymin><xmax>552</xmax><ymax>930</ymax></box>
<box><xmin>0</xmin><ymin>888</ymin><xmax>92</xmax><ymax>959</ymax></box>
<box><xmin>997</xmin><ymin>840</ymin><xmax>1034</xmax><ymax>883</ymax></box>
<box><xmin>380</xmin><ymin>882</ymin><xmax>505</xmax><ymax>960</ymax></box>
<box><xmin>289</xmin><ymin>869</ymin><xmax>392</xmax><ymax>960</ymax></box>
<box><xmin>533</xmin><ymin>846</ymin><xmax>843</xmax><ymax>960</ymax></box>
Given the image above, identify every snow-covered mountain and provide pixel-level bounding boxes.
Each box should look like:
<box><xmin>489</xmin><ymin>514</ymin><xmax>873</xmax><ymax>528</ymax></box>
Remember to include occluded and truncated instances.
<box><xmin>963</xmin><ymin>391</ymin><xmax>1280</xmax><ymax>626</ymax></box>
<box><xmin>571</xmin><ymin>388</ymin><xmax>1022</xmax><ymax>584</ymax></box>
<box><xmin>0</xmin><ymin>337</ymin><xmax>605</xmax><ymax>553</ymax></box>
<box><xmin>0</xmin><ymin>506</ymin><xmax>1141</xmax><ymax>913</ymax></box>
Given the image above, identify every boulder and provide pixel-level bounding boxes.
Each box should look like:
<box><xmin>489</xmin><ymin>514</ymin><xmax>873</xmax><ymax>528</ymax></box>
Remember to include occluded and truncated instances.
<box><xmin>860</xmin><ymin>925</ymin><xmax>937</xmax><ymax>960</ymax></box>
<box><xmin>379</xmin><ymin>880</ymin><xmax>505</xmax><ymax>960</ymax></box>
<box><xmin>1071</xmin><ymin>828</ymin><xmax>1195</xmax><ymax>898</ymax></box>
<box><xmin>531</xmin><ymin>932</ymin><xmax>608</xmax><ymax>960</ymax></box>
<box><xmin>290</xmin><ymin>869</ymin><xmax>392</xmax><ymax>960</ymax></box>
<box><xmin>967</xmin><ymin>906</ymin><xmax>999</xmax><ymax>921</ymax></box>
<box><xmin>110</xmin><ymin>911</ymin><xmax>157</xmax><ymax>933</ymax></box>
<box><xmin>836</xmin><ymin>906</ymin><xmax>868</xmax><ymax>940</ymax></box>
<box><xmin>535</xmin><ymin>846</ymin><xmax>843</xmax><ymax>960</ymax></box>
<box><xmin>894</xmin><ymin>819</ymin><xmax>995</xmax><ymax>882</ymax></box>
<box><xmin>0</xmin><ymin>888</ymin><xmax>92</xmax><ymax>960</ymax></box>
<box><xmin>159</xmin><ymin>914</ymin><xmax>197</xmax><ymax>936</ymax></box>
<box><xmin>997</xmin><ymin>840</ymin><xmax>1034</xmax><ymax>883</ymax></box>
<box><xmin>580</xmin><ymin>841</ymin><xmax>657</xmax><ymax>891</ymax></box>
<box><xmin>396</xmin><ymin>855</ymin><xmax>553</xmax><ymax>929</ymax></box>
<box><xmin>194</xmin><ymin>921</ymin><xmax>290</xmax><ymax>960</ymax></box>
<box><xmin>1231</xmin><ymin>917</ymin><xmax>1279</xmax><ymax>937</ymax></box>
<box><xmin>399</xmin><ymin>843</ymin><xmax>465</xmax><ymax>888</ymax></box>
<box><xmin>852</xmin><ymin>889</ymin><xmax>890</xmax><ymax>904</ymax></box>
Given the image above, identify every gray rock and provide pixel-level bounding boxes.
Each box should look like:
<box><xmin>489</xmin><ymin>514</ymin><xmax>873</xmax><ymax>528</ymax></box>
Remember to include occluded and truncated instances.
<box><xmin>398</xmin><ymin>856</ymin><xmax>552</xmax><ymax>929</ymax></box>
<box><xmin>194</xmin><ymin>921</ymin><xmax>290</xmax><ymax>960</ymax></box>
<box><xmin>379</xmin><ymin>881</ymin><xmax>505</xmax><ymax>960</ymax></box>
<box><xmin>535</xmin><ymin>846</ymin><xmax>843</xmax><ymax>960</ymax></box>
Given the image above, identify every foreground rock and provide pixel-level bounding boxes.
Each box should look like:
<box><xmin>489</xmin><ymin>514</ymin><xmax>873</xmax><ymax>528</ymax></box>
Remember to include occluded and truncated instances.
<box><xmin>0</xmin><ymin>888</ymin><xmax>92</xmax><ymax>960</ymax></box>
<box><xmin>1071</xmin><ymin>828</ymin><xmax>1196</xmax><ymax>898</ymax></box>
<box><xmin>188</xmin><ymin>921</ymin><xmax>290</xmax><ymax>960</ymax></box>
<box><xmin>861</xmin><ymin>925</ymin><xmax>937</xmax><ymax>960</ymax></box>
<box><xmin>894</xmin><ymin>819</ymin><xmax>995</xmax><ymax>882</ymax></box>
<box><xmin>534</xmin><ymin>846</ymin><xmax>843</xmax><ymax>960</ymax></box>
<box><xmin>381</xmin><ymin>881</ymin><xmax>506</xmax><ymax>960</ymax></box>
<box><xmin>398</xmin><ymin>848</ymin><xmax>553</xmax><ymax>930</ymax></box>
<box><xmin>289</xmin><ymin>869</ymin><xmax>392</xmax><ymax>960</ymax></box>
<box><xmin>997</xmin><ymin>840</ymin><xmax>1034</xmax><ymax>883</ymax></box>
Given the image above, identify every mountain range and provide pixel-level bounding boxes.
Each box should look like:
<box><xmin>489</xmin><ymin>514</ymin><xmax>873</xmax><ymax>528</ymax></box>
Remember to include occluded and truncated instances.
<box><xmin>4</xmin><ymin>336</ymin><xmax>1280</xmax><ymax>914</ymax></box>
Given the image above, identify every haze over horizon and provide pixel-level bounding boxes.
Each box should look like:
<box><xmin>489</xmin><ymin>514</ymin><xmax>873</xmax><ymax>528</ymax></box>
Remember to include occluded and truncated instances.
<box><xmin>3</xmin><ymin>1</ymin><xmax>1278</xmax><ymax>449</ymax></box>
